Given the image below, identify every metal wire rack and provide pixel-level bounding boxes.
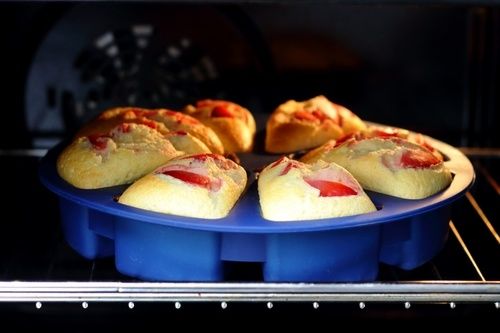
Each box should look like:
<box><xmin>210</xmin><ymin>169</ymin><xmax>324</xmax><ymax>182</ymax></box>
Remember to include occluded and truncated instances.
<box><xmin>0</xmin><ymin>148</ymin><xmax>498</xmax><ymax>314</ymax></box>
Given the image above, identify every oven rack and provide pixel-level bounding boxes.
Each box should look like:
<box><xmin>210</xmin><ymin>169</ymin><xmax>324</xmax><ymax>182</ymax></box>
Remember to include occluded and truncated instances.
<box><xmin>0</xmin><ymin>148</ymin><xmax>498</xmax><ymax>309</ymax></box>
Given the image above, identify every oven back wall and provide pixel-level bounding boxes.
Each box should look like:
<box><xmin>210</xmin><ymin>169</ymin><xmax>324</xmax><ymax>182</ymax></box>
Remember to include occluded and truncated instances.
<box><xmin>0</xmin><ymin>2</ymin><xmax>496</xmax><ymax>149</ymax></box>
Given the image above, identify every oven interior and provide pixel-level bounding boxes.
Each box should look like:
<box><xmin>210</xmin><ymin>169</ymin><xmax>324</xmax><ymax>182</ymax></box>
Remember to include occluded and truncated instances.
<box><xmin>0</xmin><ymin>1</ymin><xmax>498</xmax><ymax>324</ymax></box>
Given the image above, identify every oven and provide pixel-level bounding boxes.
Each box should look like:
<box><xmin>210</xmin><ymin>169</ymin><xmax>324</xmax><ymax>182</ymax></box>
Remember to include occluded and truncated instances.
<box><xmin>0</xmin><ymin>0</ymin><xmax>498</xmax><ymax>325</ymax></box>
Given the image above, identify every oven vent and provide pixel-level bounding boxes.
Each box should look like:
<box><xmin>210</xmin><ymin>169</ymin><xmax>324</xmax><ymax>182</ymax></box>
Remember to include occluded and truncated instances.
<box><xmin>64</xmin><ymin>27</ymin><xmax>219</xmax><ymax>132</ymax></box>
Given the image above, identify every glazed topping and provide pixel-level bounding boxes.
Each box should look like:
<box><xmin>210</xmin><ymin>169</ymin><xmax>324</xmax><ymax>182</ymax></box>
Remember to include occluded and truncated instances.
<box><xmin>211</xmin><ymin>105</ymin><xmax>234</xmax><ymax>118</ymax></box>
<box><xmin>304</xmin><ymin>178</ymin><xmax>358</xmax><ymax>197</ymax></box>
<box><xmin>400</xmin><ymin>149</ymin><xmax>441</xmax><ymax>168</ymax></box>
<box><xmin>87</xmin><ymin>134</ymin><xmax>109</xmax><ymax>150</ymax></box>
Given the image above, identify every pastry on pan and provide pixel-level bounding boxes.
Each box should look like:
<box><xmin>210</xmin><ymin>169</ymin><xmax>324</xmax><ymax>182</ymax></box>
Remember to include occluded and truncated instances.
<box><xmin>359</xmin><ymin>124</ymin><xmax>443</xmax><ymax>160</ymax></box>
<box><xmin>185</xmin><ymin>99</ymin><xmax>256</xmax><ymax>153</ymax></box>
<box><xmin>57</xmin><ymin>123</ymin><xmax>181</xmax><ymax>189</ymax></box>
<box><xmin>258</xmin><ymin>156</ymin><xmax>376</xmax><ymax>221</ymax></box>
<box><xmin>265</xmin><ymin>95</ymin><xmax>366</xmax><ymax>153</ymax></box>
<box><xmin>119</xmin><ymin>153</ymin><xmax>247</xmax><ymax>219</ymax></box>
<box><xmin>78</xmin><ymin>107</ymin><xmax>223</xmax><ymax>154</ymax></box>
<box><xmin>301</xmin><ymin>136</ymin><xmax>452</xmax><ymax>199</ymax></box>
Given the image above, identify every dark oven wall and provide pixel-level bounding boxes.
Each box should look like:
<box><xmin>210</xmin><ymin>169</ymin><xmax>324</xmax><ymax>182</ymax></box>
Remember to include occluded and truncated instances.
<box><xmin>0</xmin><ymin>2</ymin><xmax>498</xmax><ymax>149</ymax></box>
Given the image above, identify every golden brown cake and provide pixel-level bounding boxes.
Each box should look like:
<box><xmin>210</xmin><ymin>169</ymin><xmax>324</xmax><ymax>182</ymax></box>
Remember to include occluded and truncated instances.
<box><xmin>119</xmin><ymin>153</ymin><xmax>247</xmax><ymax>219</ymax></box>
<box><xmin>258</xmin><ymin>156</ymin><xmax>376</xmax><ymax>221</ymax></box>
<box><xmin>185</xmin><ymin>99</ymin><xmax>256</xmax><ymax>153</ymax></box>
<box><xmin>265</xmin><ymin>95</ymin><xmax>366</xmax><ymax>153</ymax></box>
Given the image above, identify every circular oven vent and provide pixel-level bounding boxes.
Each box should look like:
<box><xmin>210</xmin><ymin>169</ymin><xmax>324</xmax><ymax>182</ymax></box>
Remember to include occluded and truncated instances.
<box><xmin>66</xmin><ymin>27</ymin><xmax>218</xmax><ymax>132</ymax></box>
<box><xmin>26</xmin><ymin>4</ymin><xmax>261</xmax><ymax>147</ymax></box>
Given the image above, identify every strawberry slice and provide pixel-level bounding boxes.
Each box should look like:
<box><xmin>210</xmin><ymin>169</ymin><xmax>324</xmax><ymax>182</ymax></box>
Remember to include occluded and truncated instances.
<box><xmin>304</xmin><ymin>178</ymin><xmax>358</xmax><ymax>197</ymax></box>
<box><xmin>137</xmin><ymin>118</ymin><xmax>158</xmax><ymax>130</ymax></box>
<box><xmin>294</xmin><ymin>111</ymin><xmax>318</xmax><ymax>122</ymax></box>
<box><xmin>279</xmin><ymin>161</ymin><xmax>300</xmax><ymax>175</ymax></box>
<box><xmin>196</xmin><ymin>99</ymin><xmax>231</xmax><ymax>108</ymax></box>
<box><xmin>400</xmin><ymin>150</ymin><xmax>441</xmax><ymax>168</ymax></box>
<box><xmin>211</xmin><ymin>105</ymin><xmax>234</xmax><ymax>118</ymax></box>
<box><xmin>117</xmin><ymin>123</ymin><xmax>132</xmax><ymax>133</ymax></box>
<box><xmin>311</xmin><ymin>110</ymin><xmax>329</xmax><ymax>122</ymax></box>
<box><xmin>269</xmin><ymin>156</ymin><xmax>287</xmax><ymax>168</ymax></box>
<box><xmin>161</xmin><ymin>170</ymin><xmax>212</xmax><ymax>189</ymax></box>
<box><xmin>87</xmin><ymin>134</ymin><xmax>109</xmax><ymax>150</ymax></box>
<box><xmin>129</xmin><ymin>108</ymin><xmax>158</xmax><ymax>118</ymax></box>
<box><xmin>371</xmin><ymin>128</ymin><xmax>401</xmax><ymax>138</ymax></box>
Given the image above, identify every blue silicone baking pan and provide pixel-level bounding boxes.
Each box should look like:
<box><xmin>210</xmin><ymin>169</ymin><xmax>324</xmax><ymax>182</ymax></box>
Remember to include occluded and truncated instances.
<box><xmin>39</xmin><ymin>134</ymin><xmax>474</xmax><ymax>282</ymax></box>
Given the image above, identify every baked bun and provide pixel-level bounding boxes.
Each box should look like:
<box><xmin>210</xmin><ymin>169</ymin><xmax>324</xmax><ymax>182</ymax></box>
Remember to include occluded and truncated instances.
<box><xmin>185</xmin><ymin>99</ymin><xmax>256</xmax><ymax>153</ymax></box>
<box><xmin>78</xmin><ymin>107</ymin><xmax>223</xmax><ymax>154</ymax></box>
<box><xmin>301</xmin><ymin>137</ymin><xmax>452</xmax><ymax>199</ymax></box>
<box><xmin>360</xmin><ymin>124</ymin><xmax>443</xmax><ymax>160</ymax></box>
<box><xmin>149</xmin><ymin>109</ymin><xmax>224</xmax><ymax>154</ymax></box>
<box><xmin>265</xmin><ymin>95</ymin><xmax>366</xmax><ymax>153</ymax></box>
<box><xmin>57</xmin><ymin>123</ymin><xmax>181</xmax><ymax>189</ymax></box>
<box><xmin>258</xmin><ymin>157</ymin><xmax>376</xmax><ymax>221</ymax></box>
<box><xmin>119</xmin><ymin>153</ymin><xmax>247</xmax><ymax>219</ymax></box>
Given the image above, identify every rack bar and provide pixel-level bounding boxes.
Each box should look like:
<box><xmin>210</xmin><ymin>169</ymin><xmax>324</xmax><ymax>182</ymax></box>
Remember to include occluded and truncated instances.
<box><xmin>465</xmin><ymin>192</ymin><xmax>500</xmax><ymax>244</ymax></box>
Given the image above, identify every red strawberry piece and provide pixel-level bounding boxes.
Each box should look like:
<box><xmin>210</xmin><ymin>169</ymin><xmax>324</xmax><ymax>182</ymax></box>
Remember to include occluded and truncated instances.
<box><xmin>371</xmin><ymin>128</ymin><xmax>401</xmax><ymax>138</ymax></box>
<box><xmin>269</xmin><ymin>156</ymin><xmax>287</xmax><ymax>169</ymax></box>
<box><xmin>161</xmin><ymin>170</ymin><xmax>212</xmax><ymax>189</ymax></box>
<box><xmin>400</xmin><ymin>150</ymin><xmax>441</xmax><ymax>168</ymax></box>
<box><xmin>117</xmin><ymin>123</ymin><xmax>132</xmax><ymax>133</ymax></box>
<box><xmin>304</xmin><ymin>178</ymin><xmax>358</xmax><ymax>197</ymax></box>
<box><xmin>294</xmin><ymin>111</ymin><xmax>318</xmax><ymax>122</ymax></box>
<box><xmin>87</xmin><ymin>134</ymin><xmax>109</xmax><ymax>150</ymax></box>
<box><xmin>211</xmin><ymin>105</ymin><xmax>234</xmax><ymax>118</ymax></box>
<box><xmin>311</xmin><ymin>110</ymin><xmax>329</xmax><ymax>122</ymax></box>
<box><xmin>279</xmin><ymin>161</ymin><xmax>300</xmax><ymax>176</ymax></box>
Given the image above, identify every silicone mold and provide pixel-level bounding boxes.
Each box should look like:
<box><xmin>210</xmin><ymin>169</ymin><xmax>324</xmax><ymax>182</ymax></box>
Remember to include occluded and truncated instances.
<box><xmin>39</xmin><ymin>135</ymin><xmax>474</xmax><ymax>282</ymax></box>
